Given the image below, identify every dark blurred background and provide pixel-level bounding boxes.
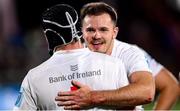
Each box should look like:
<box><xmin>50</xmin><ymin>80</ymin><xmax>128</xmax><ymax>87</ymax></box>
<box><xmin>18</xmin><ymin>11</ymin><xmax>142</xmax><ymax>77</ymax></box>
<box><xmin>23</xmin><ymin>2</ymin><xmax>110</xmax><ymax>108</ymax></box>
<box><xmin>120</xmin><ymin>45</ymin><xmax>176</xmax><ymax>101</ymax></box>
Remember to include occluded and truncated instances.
<box><xmin>0</xmin><ymin>0</ymin><xmax>179</xmax><ymax>109</ymax></box>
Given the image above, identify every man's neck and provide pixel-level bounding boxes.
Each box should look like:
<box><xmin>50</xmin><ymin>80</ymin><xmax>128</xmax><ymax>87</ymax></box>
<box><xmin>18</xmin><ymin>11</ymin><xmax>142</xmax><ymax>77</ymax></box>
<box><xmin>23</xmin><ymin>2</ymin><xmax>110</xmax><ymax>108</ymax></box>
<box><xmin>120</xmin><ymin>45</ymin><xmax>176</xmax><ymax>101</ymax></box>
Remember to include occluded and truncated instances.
<box><xmin>106</xmin><ymin>39</ymin><xmax>114</xmax><ymax>55</ymax></box>
<box><xmin>55</xmin><ymin>40</ymin><xmax>83</xmax><ymax>51</ymax></box>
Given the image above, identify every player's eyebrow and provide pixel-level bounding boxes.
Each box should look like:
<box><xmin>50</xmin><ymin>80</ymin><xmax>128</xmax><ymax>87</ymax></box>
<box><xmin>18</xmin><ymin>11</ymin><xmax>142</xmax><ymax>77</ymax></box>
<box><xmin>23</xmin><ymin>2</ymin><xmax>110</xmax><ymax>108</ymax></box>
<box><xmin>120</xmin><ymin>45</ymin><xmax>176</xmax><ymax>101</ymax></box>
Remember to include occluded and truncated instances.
<box><xmin>99</xmin><ymin>27</ymin><xmax>109</xmax><ymax>31</ymax></box>
<box><xmin>86</xmin><ymin>27</ymin><xmax>95</xmax><ymax>31</ymax></box>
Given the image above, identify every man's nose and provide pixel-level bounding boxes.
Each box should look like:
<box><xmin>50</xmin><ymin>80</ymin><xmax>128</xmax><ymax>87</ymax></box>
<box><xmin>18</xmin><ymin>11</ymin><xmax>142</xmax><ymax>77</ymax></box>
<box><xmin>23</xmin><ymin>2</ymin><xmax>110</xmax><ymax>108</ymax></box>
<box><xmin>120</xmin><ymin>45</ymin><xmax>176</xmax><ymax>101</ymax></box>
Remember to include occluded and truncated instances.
<box><xmin>93</xmin><ymin>31</ymin><xmax>101</xmax><ymax>39</ymax></box>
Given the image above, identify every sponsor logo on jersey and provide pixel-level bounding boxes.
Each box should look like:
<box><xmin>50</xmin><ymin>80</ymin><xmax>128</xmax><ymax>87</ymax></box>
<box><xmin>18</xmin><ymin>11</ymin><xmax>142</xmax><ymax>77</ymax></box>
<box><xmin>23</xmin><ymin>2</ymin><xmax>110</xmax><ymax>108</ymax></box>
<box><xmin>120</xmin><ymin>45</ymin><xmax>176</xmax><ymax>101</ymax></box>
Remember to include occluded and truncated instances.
<box><xmin>49</xmin><ymin>69</ymin><xmax>102</xmax><ymax>83</ymax></box>
<box><xmin>49</xmin><ymin>74</ymin><xmax>67</xmax><ymax>83</ymax></box>
<box><xmin>70</xmin><ymin>64</ymin><xmax>78</xmax><ymax>71</ymax></box>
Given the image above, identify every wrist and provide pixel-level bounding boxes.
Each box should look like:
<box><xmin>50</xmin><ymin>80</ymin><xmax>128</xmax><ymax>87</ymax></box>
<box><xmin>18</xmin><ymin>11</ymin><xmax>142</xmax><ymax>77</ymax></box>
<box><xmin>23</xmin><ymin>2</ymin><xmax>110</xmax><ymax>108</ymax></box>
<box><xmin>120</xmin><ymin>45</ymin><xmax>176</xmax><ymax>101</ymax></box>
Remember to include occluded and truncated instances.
<box><xmin>90</xmin><ymin>91</ymin><xmax>106</xmax><ymax>106</ymax></box>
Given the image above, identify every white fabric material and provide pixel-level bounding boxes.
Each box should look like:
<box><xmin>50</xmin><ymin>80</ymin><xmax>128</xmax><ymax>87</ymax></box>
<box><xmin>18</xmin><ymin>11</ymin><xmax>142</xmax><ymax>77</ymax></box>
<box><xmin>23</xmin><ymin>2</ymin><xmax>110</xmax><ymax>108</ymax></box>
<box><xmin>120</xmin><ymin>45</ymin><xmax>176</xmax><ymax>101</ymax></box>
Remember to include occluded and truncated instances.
<box><xmin>140</xmin><ymin>49</ymin><xmax>163</xmax><ymax>77</ymax></box>
<box><xmin>14</xmin><ymin>48</ymin><xmax>129</xmax><ymax>110</ymax></box>
<box><xmin>112</xmin><ymin>39</ymin><xmax>151</xmax><ymax>77</ymax></box>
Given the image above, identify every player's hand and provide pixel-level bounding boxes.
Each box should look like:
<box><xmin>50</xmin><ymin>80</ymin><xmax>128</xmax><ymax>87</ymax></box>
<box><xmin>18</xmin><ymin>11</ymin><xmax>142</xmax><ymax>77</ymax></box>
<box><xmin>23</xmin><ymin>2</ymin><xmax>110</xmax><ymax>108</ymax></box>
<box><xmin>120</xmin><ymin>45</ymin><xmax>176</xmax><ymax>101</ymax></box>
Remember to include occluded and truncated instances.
<box><xmin>55</xmin><ymin>80</ymin><xmax>93</xmax><ymax>110</ymax></box>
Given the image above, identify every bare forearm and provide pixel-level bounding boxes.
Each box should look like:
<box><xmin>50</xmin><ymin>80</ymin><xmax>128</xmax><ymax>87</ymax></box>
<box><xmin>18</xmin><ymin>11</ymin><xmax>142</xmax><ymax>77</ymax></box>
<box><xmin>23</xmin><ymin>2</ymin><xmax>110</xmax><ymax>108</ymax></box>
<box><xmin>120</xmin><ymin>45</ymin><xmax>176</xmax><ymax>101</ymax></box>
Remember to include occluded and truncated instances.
<box><xmin>154</xmin><ymin>68</ymin><xmax>180</xmax><ymax>110</ymax></box>
<box><xmin>154</xmin><ymin>89</ymin><xmax>179</xmax><ymax>110</ymax></box>
<box><xmin>91</xmin><ymin>82</ymin><xmax>154</xmax><ymax>107</ymax></box>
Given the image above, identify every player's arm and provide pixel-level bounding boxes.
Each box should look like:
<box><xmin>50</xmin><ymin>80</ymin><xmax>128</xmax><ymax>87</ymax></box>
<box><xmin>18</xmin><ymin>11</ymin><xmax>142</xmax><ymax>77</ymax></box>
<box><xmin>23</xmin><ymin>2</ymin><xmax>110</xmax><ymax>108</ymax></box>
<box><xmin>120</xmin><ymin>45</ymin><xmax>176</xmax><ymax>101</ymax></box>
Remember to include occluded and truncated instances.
<box><xmin>153</xmin><ymin>68</ymin><xmax>179</xmax><ymax>110</ymax></box>
<box><xmin>55</xmin><ymin>71</ymin><xmax>155</xmax><ymax>110</ymax></box>
<box><xmin>142</xmin><ymin>48</ymin><xmax>180</xmax><ymax>110</ymax></box>
<box><xmin>93</xmin><ymin>71</ymin><xmax>155</xmax><ymax>107</ymax></box>
<box><xmin>89</xmin><ymin>71</ymin><xmax>155</xmax><ymax>107</ymax></box>
<box><xmin>89</xmin><ymin>45</ymin><xmax>156</xmax><ymax>108</ymax></box>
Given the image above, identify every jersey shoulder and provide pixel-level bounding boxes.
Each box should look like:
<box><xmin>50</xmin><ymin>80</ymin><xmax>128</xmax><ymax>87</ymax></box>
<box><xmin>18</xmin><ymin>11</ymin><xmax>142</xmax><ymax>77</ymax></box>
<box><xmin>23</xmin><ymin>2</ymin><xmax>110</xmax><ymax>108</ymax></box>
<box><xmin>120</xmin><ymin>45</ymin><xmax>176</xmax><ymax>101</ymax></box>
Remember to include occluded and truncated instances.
<box><xmin>113</xmin><ymin>39</ymin><xmax>144</xmax><ymax>57</ymax></box>
<box><xmin>25</xmin><ymin>56</ymin><xmax>55</xmax><ymax>81</ymax></box>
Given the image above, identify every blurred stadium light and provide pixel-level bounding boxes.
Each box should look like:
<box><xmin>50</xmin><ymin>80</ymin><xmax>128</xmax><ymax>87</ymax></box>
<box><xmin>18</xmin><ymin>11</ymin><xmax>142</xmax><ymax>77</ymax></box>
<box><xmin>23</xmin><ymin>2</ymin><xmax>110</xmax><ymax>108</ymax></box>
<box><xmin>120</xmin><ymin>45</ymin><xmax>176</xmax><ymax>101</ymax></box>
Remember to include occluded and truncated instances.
<box><xmin>166</xmin><ymin>0</ymin><xmax>180</xmax><ymax>12</ymax></box>
<box><xmin>0</xmin><ymin>84</ymin><xmax>19</xmax><ymax>109</ymax></box>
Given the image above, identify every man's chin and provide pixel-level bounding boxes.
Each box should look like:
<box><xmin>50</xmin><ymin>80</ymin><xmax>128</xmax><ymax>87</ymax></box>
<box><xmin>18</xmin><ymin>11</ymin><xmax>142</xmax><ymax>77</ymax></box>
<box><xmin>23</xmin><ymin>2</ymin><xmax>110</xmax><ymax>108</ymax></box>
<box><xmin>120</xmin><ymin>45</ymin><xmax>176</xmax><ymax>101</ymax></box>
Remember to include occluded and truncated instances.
<box><xmin>89</xmin><ymin>46</ymin><xmax>106</xmax><ymax>53</ymax></box>
<box><xmin>93</xmin><ymin>49</ymin><xmax>106</xmax><ymax>54</ymax></box>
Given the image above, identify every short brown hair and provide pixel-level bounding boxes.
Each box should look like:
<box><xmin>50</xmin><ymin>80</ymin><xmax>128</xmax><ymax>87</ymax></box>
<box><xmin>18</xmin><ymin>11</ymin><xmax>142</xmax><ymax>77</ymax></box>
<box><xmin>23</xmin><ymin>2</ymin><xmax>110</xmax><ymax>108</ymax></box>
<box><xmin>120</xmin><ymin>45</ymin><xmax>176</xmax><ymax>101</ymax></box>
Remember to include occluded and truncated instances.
<box><xmin>80</xmin><ymin>2</ymin><xmax>118</xmax><ymax>26</ymax></box>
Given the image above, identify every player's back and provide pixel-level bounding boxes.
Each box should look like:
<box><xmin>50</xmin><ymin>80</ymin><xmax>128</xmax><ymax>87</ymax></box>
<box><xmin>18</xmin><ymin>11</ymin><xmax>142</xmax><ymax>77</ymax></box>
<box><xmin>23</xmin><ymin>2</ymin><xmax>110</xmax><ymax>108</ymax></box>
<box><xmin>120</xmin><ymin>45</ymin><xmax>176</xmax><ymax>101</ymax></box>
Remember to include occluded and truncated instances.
<box><xmin>14</xmin><ymin>48</ymin><xmax>129</xmax><ymax>110</ymax></box>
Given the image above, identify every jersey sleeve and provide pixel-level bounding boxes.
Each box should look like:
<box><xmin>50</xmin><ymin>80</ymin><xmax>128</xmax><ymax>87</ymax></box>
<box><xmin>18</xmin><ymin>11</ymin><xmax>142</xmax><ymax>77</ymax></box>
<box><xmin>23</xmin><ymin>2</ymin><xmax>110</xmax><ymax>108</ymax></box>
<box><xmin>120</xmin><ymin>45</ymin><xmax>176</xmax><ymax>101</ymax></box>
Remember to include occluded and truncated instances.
<box><xmin>13</xmin><ymin>71</ymin><xmax>37</xmax><ymax>110</ymax></box>
<box><xmin>142</xmin><ymin>49</ymin><xmax>164</xmax><ymax>77</ymax></box>
<box><xmin>124</xmin><ymin>46</ymin><xmax>152</xmax><ymax>77</ymax></box>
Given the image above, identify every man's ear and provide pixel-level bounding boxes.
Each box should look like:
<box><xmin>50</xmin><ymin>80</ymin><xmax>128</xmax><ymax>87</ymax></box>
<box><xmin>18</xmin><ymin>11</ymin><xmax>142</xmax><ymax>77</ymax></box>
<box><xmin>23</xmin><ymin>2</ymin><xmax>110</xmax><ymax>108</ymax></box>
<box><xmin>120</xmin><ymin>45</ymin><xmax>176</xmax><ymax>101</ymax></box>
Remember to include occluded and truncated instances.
<box><xmin>113</xmin><ymin>27</ymin><xmax>119</xmax><ymax>39</ymax></box>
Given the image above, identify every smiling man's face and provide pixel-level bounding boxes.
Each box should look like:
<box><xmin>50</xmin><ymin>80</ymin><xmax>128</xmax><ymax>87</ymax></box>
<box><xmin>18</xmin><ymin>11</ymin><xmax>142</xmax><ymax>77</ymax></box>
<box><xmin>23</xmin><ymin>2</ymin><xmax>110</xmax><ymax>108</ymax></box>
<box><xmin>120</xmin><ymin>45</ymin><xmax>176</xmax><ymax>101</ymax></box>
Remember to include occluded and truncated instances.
<box><xmin>82</xmin><ymin>13</ymin><xmax>118</xmax><ymax>55</ymax></box>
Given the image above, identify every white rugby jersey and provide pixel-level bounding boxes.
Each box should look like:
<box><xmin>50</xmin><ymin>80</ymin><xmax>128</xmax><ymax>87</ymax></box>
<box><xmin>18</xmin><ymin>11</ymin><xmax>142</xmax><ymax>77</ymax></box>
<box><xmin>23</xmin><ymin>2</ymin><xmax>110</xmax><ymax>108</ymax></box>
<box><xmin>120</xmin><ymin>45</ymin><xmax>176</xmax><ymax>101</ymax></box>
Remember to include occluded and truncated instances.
<box><xmin>111</xmin><ymin>39</ymin><xmax>151</xmax><ymax>77</ymax></box>
<box><xmin>140</xmin><ymin>49</ymin><xmax>163</xmax><ymax>77</ymax></box>
<box><xmin>14</xmin><ymin>48</ymin><xmax>129</xmax><ymax>110</ymax></box>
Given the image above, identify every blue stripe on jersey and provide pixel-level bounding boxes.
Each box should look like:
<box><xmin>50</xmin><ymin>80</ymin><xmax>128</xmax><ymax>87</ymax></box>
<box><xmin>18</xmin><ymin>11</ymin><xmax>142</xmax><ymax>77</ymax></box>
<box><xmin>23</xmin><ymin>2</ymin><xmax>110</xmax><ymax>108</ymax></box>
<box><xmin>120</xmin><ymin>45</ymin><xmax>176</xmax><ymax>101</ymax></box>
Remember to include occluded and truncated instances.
<box><xmin>15</xmin><ymin>88</ymin><xmax>23</xmax><ymax>107</ymax></box>
<box><xmin>144</xmin><ymin>54</ymin><xmax>151</xmax><ymax>69</ymax></box>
